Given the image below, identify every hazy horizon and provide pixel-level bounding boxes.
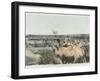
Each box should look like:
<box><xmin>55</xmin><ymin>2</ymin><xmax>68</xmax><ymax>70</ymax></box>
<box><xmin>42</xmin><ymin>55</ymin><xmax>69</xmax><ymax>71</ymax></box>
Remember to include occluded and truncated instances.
<box><xmin>26</xmin><ymin>12</ymin><xmax>90</xmax><ymax>35</ymax></box>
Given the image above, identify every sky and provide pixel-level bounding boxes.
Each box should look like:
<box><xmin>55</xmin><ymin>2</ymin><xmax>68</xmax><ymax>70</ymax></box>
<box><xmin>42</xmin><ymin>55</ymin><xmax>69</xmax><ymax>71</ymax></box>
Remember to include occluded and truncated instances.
<box><xmin>25</xmin><ymin>12</ymin><xmax>90</xmax><ymax>35</ymax></box>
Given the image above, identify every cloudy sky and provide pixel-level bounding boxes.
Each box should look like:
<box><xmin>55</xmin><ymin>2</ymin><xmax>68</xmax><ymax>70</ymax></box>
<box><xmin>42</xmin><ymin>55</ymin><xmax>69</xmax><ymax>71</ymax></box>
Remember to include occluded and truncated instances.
<box><xmin>25</xmin><ymin>12</ymin><xmax>90</xmax><ymax>35</ymax></box>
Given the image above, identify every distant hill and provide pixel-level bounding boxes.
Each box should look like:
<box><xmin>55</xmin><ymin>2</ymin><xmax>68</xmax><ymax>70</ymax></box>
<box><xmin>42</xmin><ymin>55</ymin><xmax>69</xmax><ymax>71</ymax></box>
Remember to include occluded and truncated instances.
<box><xmin>26</xmin><ymin>34</ymin><xmax>89</xmax><ymax>40</ymax></box>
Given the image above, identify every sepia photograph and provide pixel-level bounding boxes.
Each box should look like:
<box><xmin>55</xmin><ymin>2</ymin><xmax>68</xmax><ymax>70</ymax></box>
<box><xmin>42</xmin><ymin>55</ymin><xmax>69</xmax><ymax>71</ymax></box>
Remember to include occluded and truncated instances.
<box><xmin>25</xmin><ymin>12</ymin><xmax>90</xmax><ymax>66</ymax></box>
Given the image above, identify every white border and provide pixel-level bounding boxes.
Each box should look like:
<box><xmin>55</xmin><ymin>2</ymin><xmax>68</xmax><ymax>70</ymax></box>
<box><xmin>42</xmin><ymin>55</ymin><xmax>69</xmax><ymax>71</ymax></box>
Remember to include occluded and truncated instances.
<box><xmin>19</xmin><ymin>5</ymin><xmax>95</xmax><ymax>76</ymax></box>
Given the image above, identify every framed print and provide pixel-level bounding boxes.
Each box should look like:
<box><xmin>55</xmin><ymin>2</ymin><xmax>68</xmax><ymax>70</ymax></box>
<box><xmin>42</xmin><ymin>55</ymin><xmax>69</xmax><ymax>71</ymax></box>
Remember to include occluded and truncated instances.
<box><xmin>11</xmin><ymin>1</ymin><xmax>98</xmax><ymax>79</ymax></box>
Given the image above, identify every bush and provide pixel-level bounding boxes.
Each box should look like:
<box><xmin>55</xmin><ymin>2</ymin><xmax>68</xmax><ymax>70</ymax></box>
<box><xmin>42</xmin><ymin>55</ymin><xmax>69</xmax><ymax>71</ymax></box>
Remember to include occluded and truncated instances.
<box><xmin>38</xmin><ymin>50</ymin><xmax>61</xmax><ymax>64</ymax></box>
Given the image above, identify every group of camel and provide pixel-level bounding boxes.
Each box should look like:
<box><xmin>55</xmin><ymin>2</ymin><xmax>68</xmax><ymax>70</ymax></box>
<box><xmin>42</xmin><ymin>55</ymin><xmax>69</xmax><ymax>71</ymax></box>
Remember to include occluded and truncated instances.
<box><xmin>52</xmin><ymin>40</ymin><xmax>88</xmax><ymax>63</ymax></box>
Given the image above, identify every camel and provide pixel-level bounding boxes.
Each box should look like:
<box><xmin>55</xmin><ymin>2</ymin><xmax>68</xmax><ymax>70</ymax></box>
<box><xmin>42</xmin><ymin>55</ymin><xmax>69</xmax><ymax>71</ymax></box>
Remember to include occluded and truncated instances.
<box><xmin>53</xmin><ymin>43</ymin><xmax>85</xmax><ymax>63</ymax></box>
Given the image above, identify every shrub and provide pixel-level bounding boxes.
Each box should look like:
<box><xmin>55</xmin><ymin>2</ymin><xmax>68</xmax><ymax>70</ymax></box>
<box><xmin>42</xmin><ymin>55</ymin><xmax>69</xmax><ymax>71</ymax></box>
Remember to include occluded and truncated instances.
<box><xmin>38</xmin><ymin>49</ymin><xmax>61</xmax><ymax>64</ymax></box>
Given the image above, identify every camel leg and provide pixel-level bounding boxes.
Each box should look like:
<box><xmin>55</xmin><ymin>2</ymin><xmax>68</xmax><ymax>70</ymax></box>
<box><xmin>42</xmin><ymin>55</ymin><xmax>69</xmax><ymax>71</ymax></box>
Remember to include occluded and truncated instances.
<box><xmin>62</xmin><ymin>56</ymin><xmax>67</xmax><ymax>64</ymax></box>
<box><xmin>83</xmin><ymin>56</ymin><xmax>86</xmax><ymax>63</ymax></box>
<box><xmin>62</xmin><ymin>56</ymin><xmax>66</xmax><ymax>64</ymax></box>
<box><xmin>73</xmin><ymin>56</ymin><xmax>77</xmax><ymax>63</ymax></box>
